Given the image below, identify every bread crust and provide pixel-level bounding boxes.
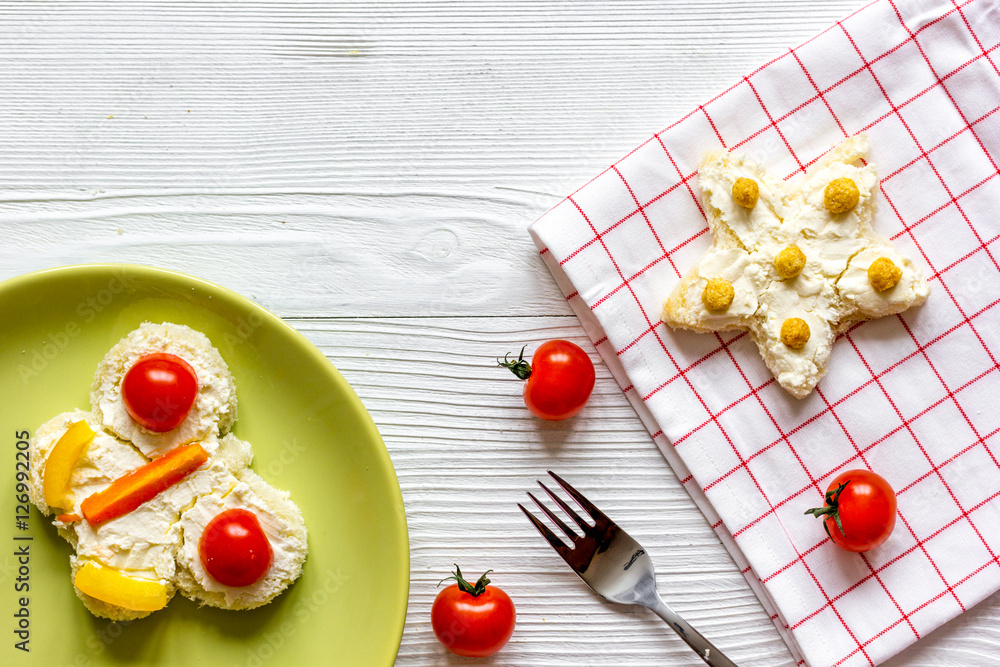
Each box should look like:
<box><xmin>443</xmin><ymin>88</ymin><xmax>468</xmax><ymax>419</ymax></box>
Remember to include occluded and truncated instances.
<box><xmin>661</xmin><ymin>136</ymin><xmax>929</xmax><ymax>398</ymax></box>
<box><xmin>31</xmin><ymin>324</ymin><xmax>308</xmax><ymax>620</ymax></box>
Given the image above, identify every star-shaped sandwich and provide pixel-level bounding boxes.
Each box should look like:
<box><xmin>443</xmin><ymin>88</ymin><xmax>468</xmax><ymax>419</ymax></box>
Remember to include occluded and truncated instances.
<box><xmin>662</xmin><ymin>135</ymin><xmax>929</xmax><ymax>398</ymax></box>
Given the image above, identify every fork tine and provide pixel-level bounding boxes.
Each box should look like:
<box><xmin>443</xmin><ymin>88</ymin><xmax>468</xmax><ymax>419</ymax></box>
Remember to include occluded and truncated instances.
<box><xmin>524</xmin><ymin>474</ymin><xmax>737</xmax><ymax>666</ymax></box>
<box><xmin>537</xmin><ymin>481</ymin><xmax>591</xmax><ymax>532</ymax></box>
<box><xmin>526</xmin><ymin>491</ymin><xmax>578</xmax><ymax>539</ymax></box>
<box><xmin>547</xmin><ymin>470</ymin><xmax>611</xmax><ymax>524</ymax></box>
<box><xmin>518</xmin><ymin>503</ymin><xmax>570</xmax><ymax>555</ymax></box>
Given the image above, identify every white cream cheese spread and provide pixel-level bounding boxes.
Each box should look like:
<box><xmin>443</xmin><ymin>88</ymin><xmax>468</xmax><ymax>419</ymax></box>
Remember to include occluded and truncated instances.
<box><xmin>72</xmin><ymin>458</ymin><xmax>238</xmax><ymax>581</ymax></box>
<box><xmin>176</xmin><ymin>473</ymin><xmax>308</xmax><ymax>607</ymax></box>
<box><xmin>90</xmin><ymin>322</ymin><xmax>237</xmax><ymax>458</ymax></box>
<box><xmin>662</xmin><ymin>135</ymin><xmax>930</xmax><ymax>398</ymax></box>
<box><xmin>29</xmin><ymin>322</ymin><xmax>308</xmax><ymax>620</ymax></box>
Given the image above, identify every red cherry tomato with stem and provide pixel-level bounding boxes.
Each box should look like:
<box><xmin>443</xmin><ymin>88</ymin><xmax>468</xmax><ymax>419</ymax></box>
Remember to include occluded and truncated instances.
<box><xmin>499</xmin><ymin>341</ymin><xmax>595</xmax><ymax>420</ymax></box>
<box><xmin>431</xmin><ymin>566</ymin><xmax>515</xmax><ymax>658</ymax></box>
<box><xmin>199</xmin><ymin>508</ymin><xmax>273</xmax><ymax>587</ymax></box>
<box><xmin>806</xmin><ymin>469</ymin><xmax>896</xmax><ymax>552</ymax></box>
<box><xmin>121</xmin><ymin>353</ymin><xmax>198</xmax><ymax>432</ymax></box>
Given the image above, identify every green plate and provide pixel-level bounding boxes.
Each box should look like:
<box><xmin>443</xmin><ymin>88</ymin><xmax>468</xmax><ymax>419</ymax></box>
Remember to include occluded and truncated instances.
<box><xmin>0</xmin><ymin>265</ymin><xmax>409</xmax><ymax>666</ymax></box>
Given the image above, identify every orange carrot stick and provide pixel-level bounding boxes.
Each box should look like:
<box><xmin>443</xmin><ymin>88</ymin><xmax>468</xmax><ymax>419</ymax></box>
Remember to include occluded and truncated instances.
<box><xmin>56</xmin><ymin>513</ymin><xmax>82</xmax><ymax>523</ymax></box>
<box><xmin>81</xmin><ymin>443</ymin><xmax>209</xmax><ymax>525</ymax></box>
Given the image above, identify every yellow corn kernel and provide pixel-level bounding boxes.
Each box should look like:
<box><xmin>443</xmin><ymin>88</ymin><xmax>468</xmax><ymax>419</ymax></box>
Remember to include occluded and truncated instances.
<box><xmin>774</xmin><ymin>245</ymin><xmax>806</xmax><ymax>279</ymax></box>
<box><xmin>868</xmin><ymin>257</ymin><xmax>903</xmax><ymax>292</ymax></box>
<box><xmin>824</xmin><ymin>178</ymin><xmax>860</xmax><ymax>213</ymax></box>
<box><xmin>702</xmin><ymin>278</ymin><xmax>735</xmax><ymax>311</ymax></box>
<box><xmin>781</xmin><ymin>318</ymin><xmax>811</xmax><ymax>349</ymax></box>
<box><xmin>732</xmin><ymin>177</ymin><xmax>759</xmax><ymax>209</ymax></box>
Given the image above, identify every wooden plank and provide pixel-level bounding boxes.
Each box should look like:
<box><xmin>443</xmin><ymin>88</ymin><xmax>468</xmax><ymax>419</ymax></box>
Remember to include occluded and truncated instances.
<box><xmin>290</xmin><ymin>315</ymin><xmax>794</xmax><ymax>665</ymax></box>
<box><xmin>0</xmin><ymin>0</ymin><xmax>859</xmax><ymax>316</ymax></box>
<box><xmin>2</xmin><ymin>0</ymin><xmax>998</xmax><ymax>662</ymax></box>
<box><xmin>0</xmin><ymin>191</ymin><xmax>567</xmax><ymax>317</ymax></box>
<box><xmin>291</xmin><ymin>315</ymin><xmax>1000</xmax><ymax>665</ymax></box>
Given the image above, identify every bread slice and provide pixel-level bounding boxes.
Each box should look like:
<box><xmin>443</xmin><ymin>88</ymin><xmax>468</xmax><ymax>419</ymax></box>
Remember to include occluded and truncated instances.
<box><xmin>69</xmin><ymin>556</ymin><xmax>175</xmax><ymax>622</ymax></box>
<box><xmin>174</xmin><ymin>468</ymin><xmax>308</xmax><ymax>611</ymax></box>
<box><xmin>29</xmin><ymin>410</ymin><xmax>95</xmax><ymax>517</ymax></box>
<box><xmin>662</xmin><ymin>135</ymin><xmax>929</xmax><ymax>398</ymax></box>
<box><xmin>34</xmin><ymin>323</ymin><xmax>306</xmax><ymax>620</ymax></box>
<box><xmin>90</xmin><ymin>322</ymin><xmax>238</xmax><ymax>458</ymax></box>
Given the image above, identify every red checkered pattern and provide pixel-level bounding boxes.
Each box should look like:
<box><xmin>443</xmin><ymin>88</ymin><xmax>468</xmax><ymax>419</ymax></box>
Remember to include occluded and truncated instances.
<box><xmin>530</xmin><ymin>1</ymin><xmax>1000</xmax><ymax>665</ymax></box>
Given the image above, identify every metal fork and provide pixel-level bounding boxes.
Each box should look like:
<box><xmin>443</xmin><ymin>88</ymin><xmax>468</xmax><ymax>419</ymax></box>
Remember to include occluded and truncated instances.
<box><xmin>520</xmin><ymin>471</ymin><xmax>737</xmax><ymax>666</ymax></box>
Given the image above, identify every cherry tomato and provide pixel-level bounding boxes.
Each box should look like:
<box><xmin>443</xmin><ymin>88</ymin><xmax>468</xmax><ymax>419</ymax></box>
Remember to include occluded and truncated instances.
<box><xmin>806</xmin><ymin>469</ymin><xmax>896</xmax><ymax>552</ymax></box>
<box><xmin>431</xmin><ymin>566</ymin><xmax>515</xmax><ymax>658</ymax></box>
<box><xmin>121</xmin><ymin>353</ymin><xmax>198</xmax><ymax>432</ymax></box>
<box><xmin>199</xmin><ymin>508</ymin><xmax>273</xmax><ymax>587</ymax></box>
<box><xmin>499</xmin><ymin>340</ymin><xmax>595</xmax><ymax>420</ymax></box>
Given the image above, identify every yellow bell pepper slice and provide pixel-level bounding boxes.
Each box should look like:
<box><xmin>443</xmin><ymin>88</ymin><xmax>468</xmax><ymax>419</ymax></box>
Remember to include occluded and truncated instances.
<box><xmin>43</xmin><ymin>420</ymin><xmax>95</xmax><ymax>512</ymax></box>
<box><xmin>74</xmin><ymin>561</ymin><xmax>168</xmax><ymax>612</ymax></box>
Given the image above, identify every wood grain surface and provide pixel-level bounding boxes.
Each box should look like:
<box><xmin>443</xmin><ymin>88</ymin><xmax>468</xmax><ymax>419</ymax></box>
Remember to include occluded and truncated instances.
<box><xmin>2</xmin><ymin>1</ymin><xmax>998</xmax><ymax>664</ymax></box>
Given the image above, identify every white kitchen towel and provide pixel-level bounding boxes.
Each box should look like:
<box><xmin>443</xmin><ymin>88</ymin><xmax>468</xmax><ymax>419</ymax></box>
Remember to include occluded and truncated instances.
<box><xmin>529</xmin><ymin>1</ymin><xmax>1000</xmax><ymax>665</ymax></box>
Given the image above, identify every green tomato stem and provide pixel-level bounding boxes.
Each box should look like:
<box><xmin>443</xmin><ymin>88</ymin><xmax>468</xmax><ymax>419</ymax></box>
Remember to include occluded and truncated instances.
<box><xmin>498</xmin><ymin>345</ymin><xmax>532</xmax><ymax>380</ymax></box>
<box><xmin>438</xmin><ymin>564</ymin><xmax>493</xmax><ymax>596</ymax></box>
<box><xmin>804</xmin><ymin>479</ymin><xmax>851</xmax><ymax>537</ymax></box>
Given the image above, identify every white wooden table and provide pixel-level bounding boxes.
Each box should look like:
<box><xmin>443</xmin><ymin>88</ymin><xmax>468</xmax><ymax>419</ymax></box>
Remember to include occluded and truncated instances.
<box><xmin>2</xmin><ymin>2</ymin><xmax>999</xmax><ymax>664</ymax></box>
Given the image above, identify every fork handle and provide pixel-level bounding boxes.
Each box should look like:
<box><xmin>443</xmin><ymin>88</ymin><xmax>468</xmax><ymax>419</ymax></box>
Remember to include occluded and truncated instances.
<box><xmin>648</xmin><ymin>595</ymin><xmax>738</xmax><ymax>667</ymax></box>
